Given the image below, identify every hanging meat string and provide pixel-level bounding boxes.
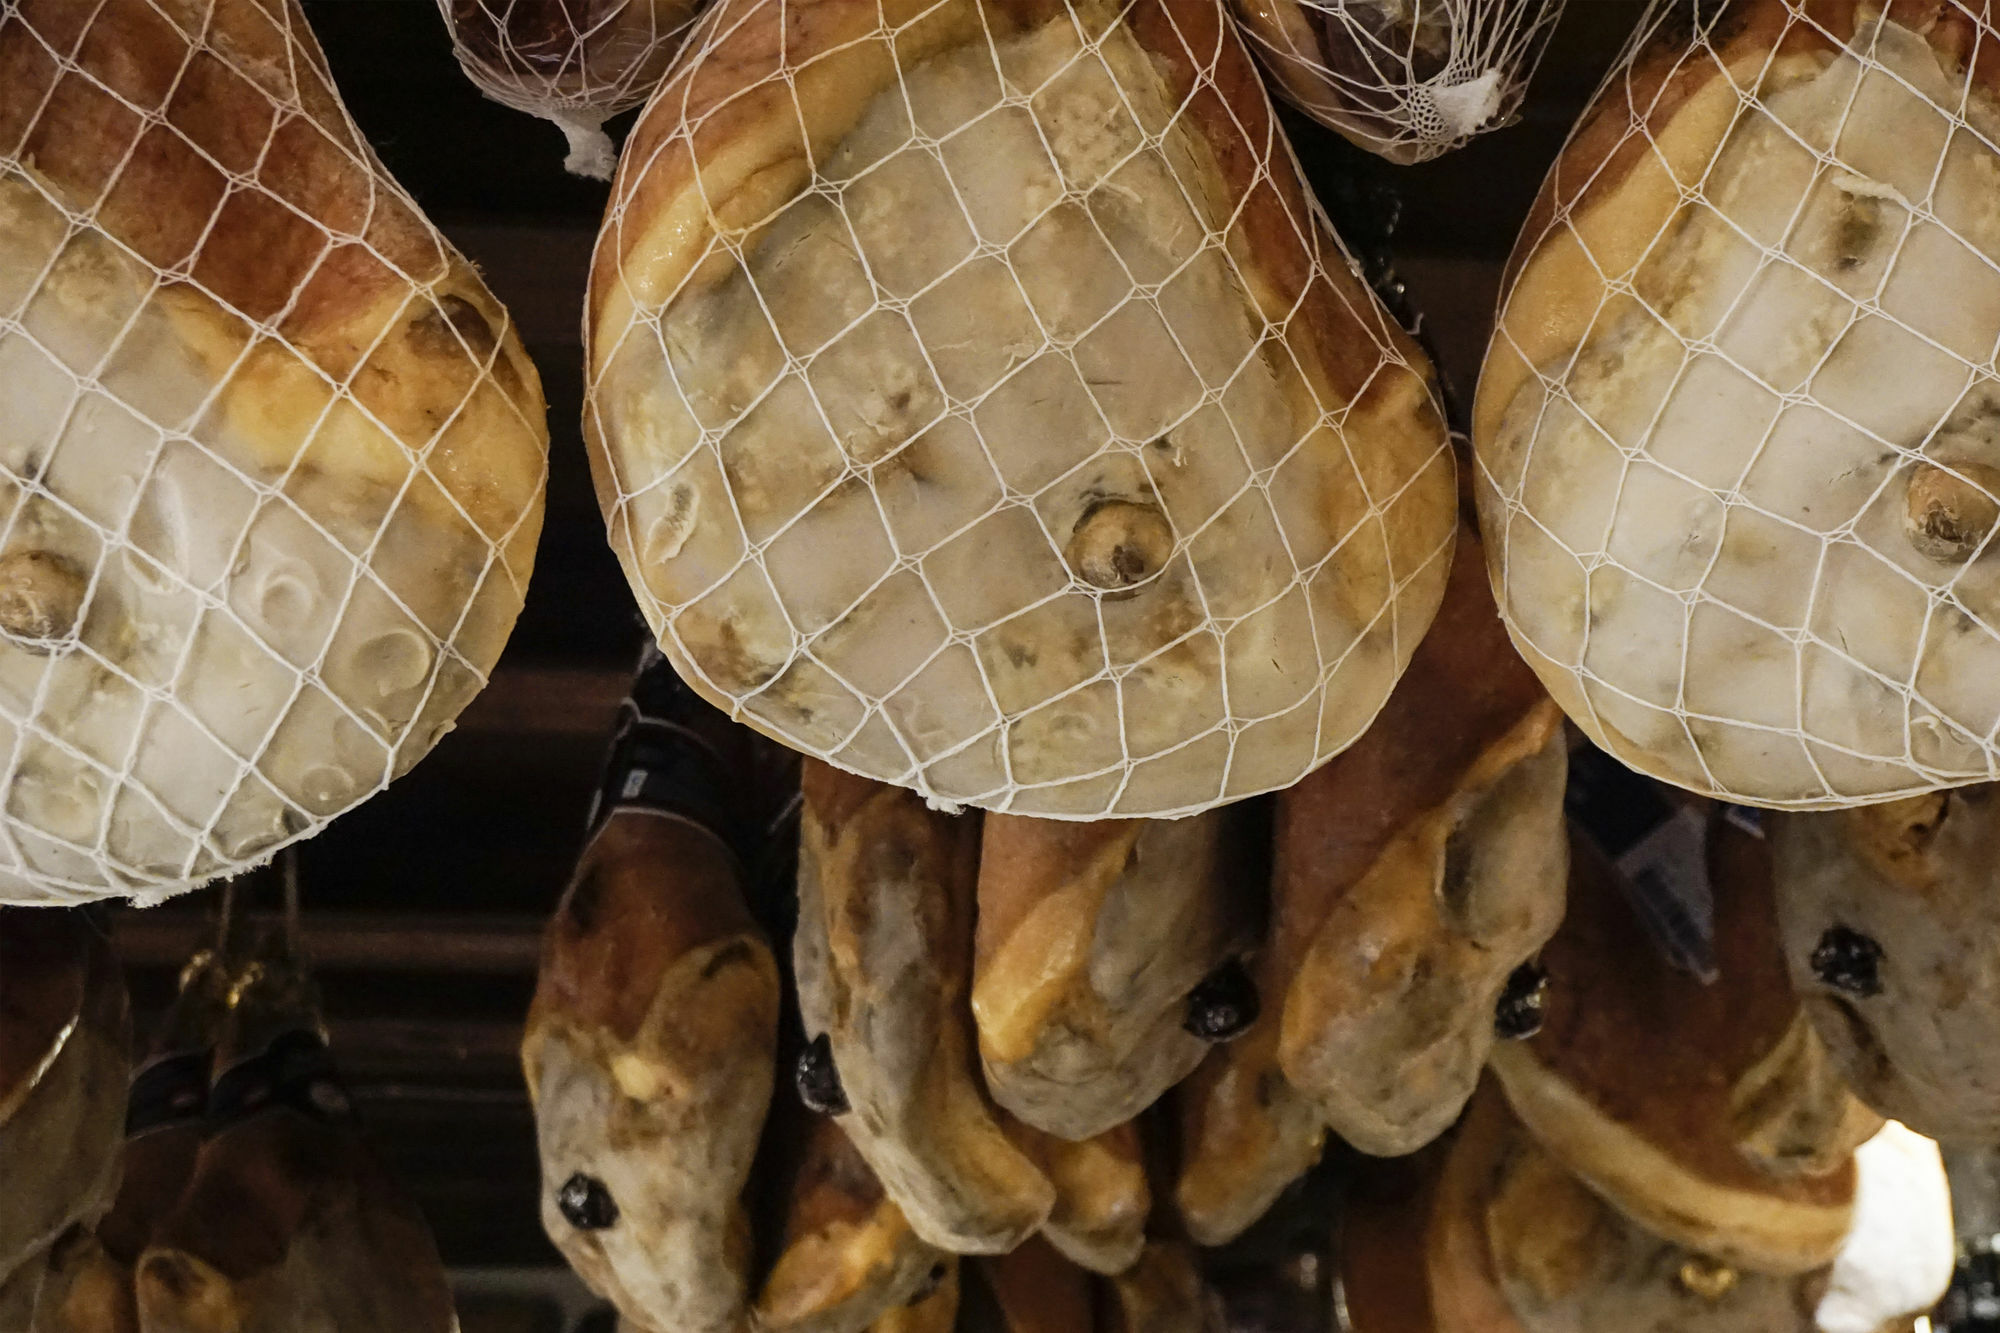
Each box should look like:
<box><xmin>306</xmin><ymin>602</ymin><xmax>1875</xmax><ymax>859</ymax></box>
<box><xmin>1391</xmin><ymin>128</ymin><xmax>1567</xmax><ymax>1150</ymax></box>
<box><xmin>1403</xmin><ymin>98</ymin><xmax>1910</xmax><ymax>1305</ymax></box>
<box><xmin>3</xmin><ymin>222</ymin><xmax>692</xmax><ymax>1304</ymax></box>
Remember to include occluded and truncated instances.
<box><xmin>1233</xmin><ymin>0</ymin><xmax>1567</xmax><ymax>163</ymax></box>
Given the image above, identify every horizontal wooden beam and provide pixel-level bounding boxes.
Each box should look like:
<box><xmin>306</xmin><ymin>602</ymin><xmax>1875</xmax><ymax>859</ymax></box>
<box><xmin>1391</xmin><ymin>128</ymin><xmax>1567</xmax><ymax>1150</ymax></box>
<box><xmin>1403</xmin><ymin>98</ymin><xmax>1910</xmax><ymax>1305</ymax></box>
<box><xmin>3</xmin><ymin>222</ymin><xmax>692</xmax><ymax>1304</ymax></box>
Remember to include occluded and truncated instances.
<box><xmin>115</xmin><ymin>911</ymin><xmax>547</xmax><ymax>975</ymax></box>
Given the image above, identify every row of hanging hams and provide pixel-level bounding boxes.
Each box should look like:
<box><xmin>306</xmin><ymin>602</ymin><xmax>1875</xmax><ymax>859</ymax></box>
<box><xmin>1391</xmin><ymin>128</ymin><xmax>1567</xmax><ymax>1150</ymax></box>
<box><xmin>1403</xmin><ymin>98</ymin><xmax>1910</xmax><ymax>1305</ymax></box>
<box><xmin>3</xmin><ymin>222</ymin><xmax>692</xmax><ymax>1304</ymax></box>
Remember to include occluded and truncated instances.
<box><xmin>436</xmin><ymin>0</ymin><xmax>1567</xmax><ymax>174</ymax></box>
<box><xmin>0</xmin><ymin>890</ymin><xmax>457</xmax><ymax>1332</ymax></box>
<box><xmin>585</xmin><ymin>0</ymin><xmax>2000</xmax><ymax>823</ymax></box>
<box><xmin>9</xmin><ymin>0</ymin><xmax>2000</xmax><ymax>902</ymax></box>
<box><xmin>518</xmin><ymin>525</ymin><xmax>1965</xmax><ymax>1333</ymax></box>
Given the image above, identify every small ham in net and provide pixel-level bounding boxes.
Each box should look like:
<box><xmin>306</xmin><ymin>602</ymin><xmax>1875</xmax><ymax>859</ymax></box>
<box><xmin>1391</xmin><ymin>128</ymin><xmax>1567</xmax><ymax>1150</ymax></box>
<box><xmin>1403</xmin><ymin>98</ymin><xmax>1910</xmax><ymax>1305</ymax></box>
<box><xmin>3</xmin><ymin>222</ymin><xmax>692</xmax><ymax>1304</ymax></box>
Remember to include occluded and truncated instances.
<box><xmin>1231</xmin><ymin>0</ymin><xmax>1566</xmax><ymax>164</ymax></box>
<box><xmin>584</xmin><ymin>0</ymin><xmax>1458</xmax><ymax>820</ymax></box>
<box><xmin>1475</xmin><ymin>0</ymin><xmax>2000</xmax><ymax>809</ymax></box>
<box><xmin>0</xmin><ymin>1</ymin><xmax>549</xmax><ymax>905</ymax></box>
<box><xmin>439</xmin><ymin>0</ymin><xmax>703</xmax><ymax>179</ymax></box>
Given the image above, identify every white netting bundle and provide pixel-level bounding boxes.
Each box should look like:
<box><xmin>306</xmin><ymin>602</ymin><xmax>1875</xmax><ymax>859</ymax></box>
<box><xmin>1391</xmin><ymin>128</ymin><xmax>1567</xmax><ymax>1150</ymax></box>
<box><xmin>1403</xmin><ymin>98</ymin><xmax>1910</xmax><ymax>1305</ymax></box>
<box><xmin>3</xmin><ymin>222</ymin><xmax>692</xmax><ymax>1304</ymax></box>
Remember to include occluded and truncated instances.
<box><xmin>439</xmin><ymin>0</ymin><xmax>706</xmax><ymax>179</ymax></box>
<box><xmin>1231</xmin><ymin>0</ymin><xmax>1567</xmax><ymax>164</ymax></box>
<box><xmin>0</xmin><ymin>0</ymin><xmax>549</xmax><ymax>905</ymax></box>
<box><xmin>1475</xmin><ymin>0</ymin><xmax>2000</xmax><ymax>808</ymax></box>
<box><xmin>583</xmin><ymin>0</ymin><xmax>1460</xmax><ymax>821</ymax></box>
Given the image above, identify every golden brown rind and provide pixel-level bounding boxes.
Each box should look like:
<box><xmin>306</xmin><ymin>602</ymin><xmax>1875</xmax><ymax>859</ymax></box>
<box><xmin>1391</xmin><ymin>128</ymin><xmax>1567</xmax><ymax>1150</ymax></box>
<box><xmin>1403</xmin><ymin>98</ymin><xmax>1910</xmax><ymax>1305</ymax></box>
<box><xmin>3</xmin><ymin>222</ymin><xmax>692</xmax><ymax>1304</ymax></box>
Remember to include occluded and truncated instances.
<box><xmin>1173</xmin><ymin>997</ymin><xmax>1327</xmax><ymax>1250</ymax></box>
<box><xmin>1007</xmin><ymin>1119</ymin><xmax>1149</xmax><ymax>1278</ymax></box>
<box><xmin>592</xmin><ymin>0</ymin><xmax>1438</xmax><ymax>416</ymax></box>
<box><xmin>1421</xmin><ymin>1085</ymin><xmax>1845</xmax><ymax>1333</ymax></box>
<box><xmin>974</xmin><ymin>813</ymin><xmax>1254</xmax><ymax>1142</ymax></box>
<box><xmin>1475</xmin><ymin>0</ymin><xmax>1944</xmax><ymax>442</ymax></box>
<box><xmin>0</xmin><ymin>0</ymin><xmax>546</xmax><ymax>552</ymax></box>
<box><xmin>1489</xmin><ymin>823</ymin><xmax>1867</xmax><ymax>1276</ymax></box>
<box><xmin>0</xmin><ymin>0</ymin><xmax>549</xmax><ymax>900</ymax></box>
<box><xmin>756</xmin><ymin>1113</ymin><xmax>943</xmax><ymax>1333</ymax></box>
<box><xmin>1180</xmin><ymin>520</ymin><xmax>1560</xmax><ymax>1239</ymax></box>
<box><xmin>1471</xmin><ymin>0</ymin><xmax>2000</xmax><ymax>808</ymax></box>
<box><xmin>523</xmin><ymin>811</ymin><xmax>780</xmax><ymax>1333</ymax></box>
<box><xmin>795</xmin><ymin>761</ymin><xmax>1054</xmax><ymax>1253</ymax></box>
<box><xmin>868</xmin><ymin>1257</ymin><xmax>958</xmax><ymax>1333</ymax></box>
<box><xmin>1277</xmin><ymin>704</ymin><xmax>1565</xmax><ymax>1156</ymax></box>
<box><xmin>1273</xmin><ymin>526</ymin><xmax>1566</xmax><ymax>1157</ymax></box>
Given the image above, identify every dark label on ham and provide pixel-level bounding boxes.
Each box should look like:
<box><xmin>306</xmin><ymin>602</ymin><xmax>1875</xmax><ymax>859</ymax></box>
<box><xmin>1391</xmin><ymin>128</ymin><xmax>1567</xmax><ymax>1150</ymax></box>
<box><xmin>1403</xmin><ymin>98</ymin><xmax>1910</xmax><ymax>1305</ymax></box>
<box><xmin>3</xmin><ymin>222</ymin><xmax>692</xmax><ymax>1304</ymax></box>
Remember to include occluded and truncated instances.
<box><xmin>206</xmin><ymin>1029</ymin><xmax>351</xmax><ymax>1130</ymax></box>
<box><xmin>125</xmin><ymin>1048</ymin><xmax>209</xmax><ymax>1138</ymax></box>
<box><xmin>586</xmin><ymin>641</ymin><xmax>744</xmax><ymax>855</ymax></box>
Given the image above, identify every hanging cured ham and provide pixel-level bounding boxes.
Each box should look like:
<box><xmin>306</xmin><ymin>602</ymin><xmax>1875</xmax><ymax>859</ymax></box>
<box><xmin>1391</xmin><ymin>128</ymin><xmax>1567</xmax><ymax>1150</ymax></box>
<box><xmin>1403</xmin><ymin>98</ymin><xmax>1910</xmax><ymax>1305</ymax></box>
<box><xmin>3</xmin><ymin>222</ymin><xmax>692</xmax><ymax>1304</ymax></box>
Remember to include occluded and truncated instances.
<box><xmin>583</xmin><ymin>0</ymin><xmax>1456</xmax><ymax>819</ymax></box>
<box><xmin>523</xmin><ymin>646</ymin><xmax>780</xmax><ymax>1333</ymax></box>
<box><xmin>754</xmin><ymin>1102</ymin><xmax>944</xmax><ymax>1332</ymax></box>
<box><xmin>1005</xmin><ymin>1118</ymin><xmax>1150</xmax><ymax>1278</ymax></box>
<box><xmin>439</xmin><ymin>0</ymin><xmax>702</xmax><ymax>177</ymax></box>
<box><xmin>27</xmin><ymin>914</ymin><xmax>238</xmax><ymax>1333</ymax></box>
<box><xmin>1771</xmin><ymin>787</ymin><xmax>2000</xmax><ymax>1142</ymax></box>
<box><xmin>793</xmin><ymin>762</ymin><xmax>1056</xmax><ymax>1253</ymax></box>
<box><xmin>1177</xmin><ymin>515</ymin><xmax>1565</xmax><ymax>1246</ymax></box>
<box><xmin>972</xmin><ymin>812</ymin><xmax>1259</xmax><ymax>1144</ymax></box>
<box><xmin>0</xmin><ymin>908</ymin><xmax>128</xmax><ymax>1324</ymax></box>
<box><xmin>1475</xmin><ymin>0</ymin><xmax>2000</xmax><ymax>808</ymax></box>
<box><xmin>1232</xmin><ymin>0</ymin><xmax>1567</xmax><ymax>162</ymax></box>
<box><xmin>134</xmin><ymin>920</ymin><xmax>458</xmax><ymax>1332</ymax></box>
<box><xmin>1487</xmin><ymin>818</ymin><xmax>1880</xmax><ymax>1275</ymax></box>
<box><xmin>1335</xmin><ymin>1083</ymin><xmax>1954</xmax><ymax>1333</ymax></box>
<box><xmin>0</xmin><ymin>0</ymin><xmax>549</xmax><ymax>904</ymax></box>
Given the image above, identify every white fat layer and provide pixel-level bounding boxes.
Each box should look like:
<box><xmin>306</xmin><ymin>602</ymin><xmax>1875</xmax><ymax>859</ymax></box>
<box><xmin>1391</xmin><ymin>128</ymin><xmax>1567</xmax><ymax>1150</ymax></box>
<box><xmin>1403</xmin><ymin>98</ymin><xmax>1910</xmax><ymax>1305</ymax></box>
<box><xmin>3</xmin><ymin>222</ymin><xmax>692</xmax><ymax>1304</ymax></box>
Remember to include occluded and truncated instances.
<box><xmin>1491</xmin><ymin>19</ymin><xmax>2000</xmax><ymax>804</ymax></box>
<box><xmin>601</xmin><ymin>14</ymin><xmax>1423</xmax><ymax>814</ymax></box>
<box><xmin>1817</xmin><ymin>1121</ymin><xmax>1955</xmax><ymax>1333</ymax></box>
<box><xmin>0</xmin><ymin>173</ymin><xmax>505</xmax><ymax>900</ymax></box>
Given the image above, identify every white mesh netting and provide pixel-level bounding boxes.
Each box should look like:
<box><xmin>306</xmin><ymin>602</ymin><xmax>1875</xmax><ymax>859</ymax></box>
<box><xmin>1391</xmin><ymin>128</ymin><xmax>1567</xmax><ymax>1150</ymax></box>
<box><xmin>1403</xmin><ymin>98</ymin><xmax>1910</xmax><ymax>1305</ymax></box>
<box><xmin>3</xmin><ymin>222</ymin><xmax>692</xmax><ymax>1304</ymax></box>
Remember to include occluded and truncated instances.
<box><xmin>582</xmin><ymin>0</ymin><xmax>1461</xmax><ymax>821</ymax></box>
<box><xmin>0</xmin><ymin>0</ymin><xmax>549</xmax><ymax>905</ymax></box>
<box><xmin>439</xmin><ymin>0</ymin><xmax>706</xmax><ymax>179</ymax></box>
<box><xmin>1231</xmin><ymin>0</ymin><xmax>1566</xmax><ymax>164</ymax></box>
<box><xmin>1474</xmin><ymin>0</ymin><xmax>2000</xmax><ymax>808</ymax></box>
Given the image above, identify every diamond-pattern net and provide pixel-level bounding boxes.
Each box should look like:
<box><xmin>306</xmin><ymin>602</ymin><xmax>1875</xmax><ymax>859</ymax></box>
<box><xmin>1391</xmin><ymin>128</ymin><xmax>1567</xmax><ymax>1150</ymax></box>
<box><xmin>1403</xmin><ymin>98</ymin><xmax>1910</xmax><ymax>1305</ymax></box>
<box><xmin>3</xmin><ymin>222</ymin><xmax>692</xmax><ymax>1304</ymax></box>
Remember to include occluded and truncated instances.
<box><xmin>1474</xmin><ymin>0</ymin><xmax>2000</xmax><ymax>808</ymax></box>
<box><xmin>584</xmin><ymin>0</ymin><xmax>1460</xmax><ymax>820</ymax></box>
<box><xmin>0</xmin><ymin>0</ymin><xmax>549</xmax><ymax>905</ymax></box>
<box><xmin>438</xmin><ymin>0</ymin><xmax>704</xmax><ymax>180</ymax></box>
<box><xmin>1232</xmin><ymin>0</ymin><xmax>1566</xmax><ymax>164</ymax></box>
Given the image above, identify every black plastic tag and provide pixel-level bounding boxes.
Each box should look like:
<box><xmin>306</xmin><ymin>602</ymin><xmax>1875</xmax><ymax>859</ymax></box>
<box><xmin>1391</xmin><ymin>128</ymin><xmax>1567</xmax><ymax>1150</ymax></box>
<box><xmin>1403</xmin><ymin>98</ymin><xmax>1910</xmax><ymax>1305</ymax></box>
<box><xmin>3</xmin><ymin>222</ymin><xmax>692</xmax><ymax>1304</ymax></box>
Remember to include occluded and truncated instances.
<box><xmin>585</xmin><ymin>644</ymin><xmax>745</xmax><ymax>858</ymax></box>
<box><xmin>206</xmin><ymin>1029</ymin><xmax>351</xmax><ymax>1130</ymax></box>
<box><xmin>125</xmin><ymin>1048</ymin><xmax>209</xmax><ymax>1138</ymax></box>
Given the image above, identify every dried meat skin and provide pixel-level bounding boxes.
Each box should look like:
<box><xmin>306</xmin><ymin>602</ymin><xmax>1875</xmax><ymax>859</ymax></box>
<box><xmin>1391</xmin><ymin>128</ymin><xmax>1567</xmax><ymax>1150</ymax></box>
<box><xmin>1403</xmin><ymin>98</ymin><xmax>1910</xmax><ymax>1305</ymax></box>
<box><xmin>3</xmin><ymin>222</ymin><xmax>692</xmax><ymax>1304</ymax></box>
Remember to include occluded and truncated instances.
<box><xmin>1475</xmin><ymin>0</ymin><xmax>2000</xmax><ymax>808</ymax></box>
<box><xmin>584</xmin><ymin>0</ymin><xmax>1456</xmax><ymax>820</ymax></box>
<box><xmin>0</xmin><ymin>0</ymin><xmax>549</xmax><ymax>904</ymax></box>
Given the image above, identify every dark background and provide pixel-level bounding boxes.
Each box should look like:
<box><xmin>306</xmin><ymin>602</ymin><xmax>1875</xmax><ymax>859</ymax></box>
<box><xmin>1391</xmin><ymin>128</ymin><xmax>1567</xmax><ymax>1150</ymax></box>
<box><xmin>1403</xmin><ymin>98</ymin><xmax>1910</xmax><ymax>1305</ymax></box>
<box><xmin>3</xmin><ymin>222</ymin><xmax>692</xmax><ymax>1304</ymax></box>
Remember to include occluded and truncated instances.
<box><xmin>109</xmin><ymin>0</ymin><xmax>1653</xmax><ymax>1279</ymax></box>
